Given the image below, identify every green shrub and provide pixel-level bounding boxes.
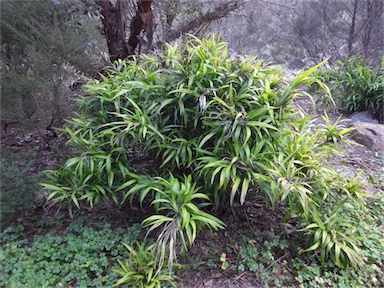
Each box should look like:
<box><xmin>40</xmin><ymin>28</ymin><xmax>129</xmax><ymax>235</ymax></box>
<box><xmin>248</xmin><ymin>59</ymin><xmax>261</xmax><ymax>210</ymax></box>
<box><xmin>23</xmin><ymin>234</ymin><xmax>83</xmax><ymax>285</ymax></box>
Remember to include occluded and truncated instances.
<box><xmin>43</xmin><ymin>35</ymin><xmax>367</xmax><ymax>277</ymax></box>
<box><xmin>0</xmin><ymin>148</ymin><xmax>40</xmax><ymax>229</ymax></box>
<box><xmin>0</xmin><ymin>219</ymin><xmax>143</xmax><ymax>287</ymax></box>
<box><xmin>314</xmin><ymin>57</ymin><xmax>384</xmax><ymax>123</ymax></box>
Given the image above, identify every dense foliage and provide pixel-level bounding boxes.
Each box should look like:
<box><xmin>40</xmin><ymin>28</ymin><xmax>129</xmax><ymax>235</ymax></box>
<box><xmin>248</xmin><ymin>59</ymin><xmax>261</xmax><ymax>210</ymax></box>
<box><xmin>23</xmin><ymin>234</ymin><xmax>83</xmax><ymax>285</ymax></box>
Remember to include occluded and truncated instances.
<box><xmin>1</xmin><ymin>196</ymin><xmax>383</xmax><ymax>287</ymax></box>
<box><xmin>314</xmin><ymin>57</ymin><xmax>384</xmax><ymax>123</ymax></box>
<box><xmin>43</xmin><ymin>36</ymin><xmax>372</xmax><ymax>286</ymax></box>
<box><xmin>1</xmin><ymin>0</ymin><xmax>382</xmax><ymax>286</ymax></box>
<box><xmin>0</xmin><ymin>0</ymin><xmax>103</xmax><ymax>131</ymax></box>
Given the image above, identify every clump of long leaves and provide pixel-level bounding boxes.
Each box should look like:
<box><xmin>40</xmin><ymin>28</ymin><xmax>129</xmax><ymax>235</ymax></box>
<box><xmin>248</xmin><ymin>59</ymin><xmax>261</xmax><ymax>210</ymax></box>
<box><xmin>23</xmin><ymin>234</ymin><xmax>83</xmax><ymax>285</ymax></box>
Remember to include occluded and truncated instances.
<box><xmin>113</xmin><ymin>242</ymin><xmax>177</xmax><ymax>288</ymax></box>
<box><xmin>43</xmin><ymin>35</ymin><xmax>367</xmax><ymax>276</ymax></box>
<box><xmin>302</xmin><ymin>203</ymin><xmax>363</xmax><ymax>268</ymax></box>
<box><xmin>138</xmin><ymin>174</ymin><xmax>225</xmax><ymax>274</ymax></box>
<box><xmin>314</xmin><ymin>57</ymin><xmax>384</xmax><ymax>123</ymax></box>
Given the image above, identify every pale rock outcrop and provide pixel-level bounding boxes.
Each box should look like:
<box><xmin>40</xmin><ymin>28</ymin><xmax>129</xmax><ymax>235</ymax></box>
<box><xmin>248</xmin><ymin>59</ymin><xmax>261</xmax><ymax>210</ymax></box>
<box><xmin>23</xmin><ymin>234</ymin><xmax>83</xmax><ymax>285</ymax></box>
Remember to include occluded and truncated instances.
<box><xmin>351</xmin><ymin>121</ymin><xmax>384</xmax><ymax>153</ymax></box>
<box><xmin>350</xmin><ymin>111</ymin><xmax>379</xmax><ymax>124</ymax></box>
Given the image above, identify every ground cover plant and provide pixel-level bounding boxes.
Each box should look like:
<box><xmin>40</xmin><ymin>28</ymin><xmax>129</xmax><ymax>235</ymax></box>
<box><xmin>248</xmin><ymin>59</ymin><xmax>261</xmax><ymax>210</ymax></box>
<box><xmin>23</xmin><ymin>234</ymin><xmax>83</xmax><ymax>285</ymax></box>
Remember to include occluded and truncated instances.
<box><xmin>41</xmin><ymin>35</ymin><xmax>378</xmax><ymax>286</ymax></box>
<box><xmin>0</xmin><ymin>217</ymin><xmax>143</xmax><ymax>287</ymax></box>
<box><xmin>1</xmin><ymin>195</ymin><xmax>382</xmax><ymax>287</ymax></box>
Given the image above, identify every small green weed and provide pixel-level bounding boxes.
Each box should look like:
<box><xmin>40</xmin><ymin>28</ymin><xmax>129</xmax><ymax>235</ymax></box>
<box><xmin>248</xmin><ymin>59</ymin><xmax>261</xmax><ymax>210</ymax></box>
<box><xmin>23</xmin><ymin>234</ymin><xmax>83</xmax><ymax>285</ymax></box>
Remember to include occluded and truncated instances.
<box><xmin>113</xmin><ymin>242</ymin><xmax>178</xmax><ymax>287</ymax></box>
<box><xmin>237</xmin><ymin>233</ymin><xmax>290</xmax><ymax>283</ymax></box>
<box><xmin>182</xmin><ymin>231</ymin><xmax>292</xmax><ymax>287</ymax></box>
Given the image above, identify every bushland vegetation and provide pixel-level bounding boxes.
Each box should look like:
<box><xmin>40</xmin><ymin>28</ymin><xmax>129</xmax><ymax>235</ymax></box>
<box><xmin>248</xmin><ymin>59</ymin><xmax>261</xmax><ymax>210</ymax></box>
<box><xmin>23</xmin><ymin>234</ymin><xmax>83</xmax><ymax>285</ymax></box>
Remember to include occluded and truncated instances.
<box><xmin>1</xmin><ymin>1</ymin><xmax>383</xmax><ymax>287</ymax></box>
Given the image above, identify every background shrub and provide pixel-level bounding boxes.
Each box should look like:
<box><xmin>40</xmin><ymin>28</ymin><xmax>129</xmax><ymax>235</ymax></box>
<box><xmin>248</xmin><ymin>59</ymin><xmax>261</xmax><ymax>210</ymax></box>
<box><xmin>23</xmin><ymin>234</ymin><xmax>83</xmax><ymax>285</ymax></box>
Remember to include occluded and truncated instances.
<box><xmin>314</xmin><ymin>57</ymin><xmax>384</xmax><ymax>123</ymax></box>
<box><xmin>0</xmin><ymin>0</ymin><xmax>105</xmax><ymax>132</ymax></box>
<box><xmin>0</xmin><ymin>148</ymin><xmax>40</xmax><ymax>229</ymax></box>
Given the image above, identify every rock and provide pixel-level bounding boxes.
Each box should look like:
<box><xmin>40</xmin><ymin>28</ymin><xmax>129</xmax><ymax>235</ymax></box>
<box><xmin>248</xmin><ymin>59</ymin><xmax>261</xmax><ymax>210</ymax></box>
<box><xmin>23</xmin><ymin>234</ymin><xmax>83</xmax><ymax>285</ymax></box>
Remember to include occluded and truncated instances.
<box><xmin>352</xmin><ymin>121</ymin><xmax>384</xmax><ymax>153</ymax></box>
<box><xmin>350</xmin><ymin>111</ymin><xmax>379</xmax><ymax>124</ymax></box>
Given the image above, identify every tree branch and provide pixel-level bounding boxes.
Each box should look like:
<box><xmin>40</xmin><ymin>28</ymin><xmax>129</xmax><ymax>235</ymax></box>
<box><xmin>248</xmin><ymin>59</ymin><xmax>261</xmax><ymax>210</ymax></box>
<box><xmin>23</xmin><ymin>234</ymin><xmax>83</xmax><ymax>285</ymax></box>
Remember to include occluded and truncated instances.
<box><xmin>163</xmin><ymin>0</ymin><xmax>246</xmax><ymax>44</ymax></box>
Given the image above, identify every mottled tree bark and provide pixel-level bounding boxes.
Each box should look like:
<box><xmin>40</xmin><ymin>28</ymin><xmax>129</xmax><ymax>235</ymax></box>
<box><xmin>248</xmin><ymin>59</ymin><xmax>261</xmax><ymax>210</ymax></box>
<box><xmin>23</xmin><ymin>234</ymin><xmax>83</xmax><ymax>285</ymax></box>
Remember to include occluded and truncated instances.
<box><xmin>127</xmin><ymin>0</ymin><xmax>153</xmax><ymax>55</ymax></box>
<box><xmin>97</xmin><ymin>0</ymin><xmax>128</xmax><ymax>61</ymax></box>
<box><xmin>97</xmin><ymin>0</ymin><xmax>153</xmax><ymax>61</ymax></box>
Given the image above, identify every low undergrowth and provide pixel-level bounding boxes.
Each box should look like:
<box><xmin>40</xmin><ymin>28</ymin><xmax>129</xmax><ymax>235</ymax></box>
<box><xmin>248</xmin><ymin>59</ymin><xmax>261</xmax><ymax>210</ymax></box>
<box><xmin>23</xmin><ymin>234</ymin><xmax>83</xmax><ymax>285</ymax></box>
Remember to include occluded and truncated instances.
<box><xmin>189</xmin><ymin>196</ymin><xmax>384</xmax><ymax>287</ymax></box>
<box><xmin>0</xmin><ymin>217</ymin><xmax>143</xmax><ymax>287</ymax></box>
<box><xmin>294</xmin><ymin>195</ymin><xmax>384</xmax><ymax>288</ymax></box>
<box><xmin>2</xmin><ymin>195</ymin><xmax>381</xmax><ymax>287</ymax></box>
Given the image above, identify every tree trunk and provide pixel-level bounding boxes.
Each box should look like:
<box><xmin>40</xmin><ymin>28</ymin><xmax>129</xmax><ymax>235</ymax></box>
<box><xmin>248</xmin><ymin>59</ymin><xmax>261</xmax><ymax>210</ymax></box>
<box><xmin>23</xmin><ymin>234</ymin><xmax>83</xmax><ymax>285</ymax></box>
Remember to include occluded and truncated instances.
<box><xmin>348</xmin><ymin>0</ymin><xmax>359</xmax><ymax>57</ymax></box>
<box><xmin>361</xmin><ymin>0</ymin><xmax>384</xmax><ymax>58</ymax></box>
<box><xmin>97</xmin><ymin>0</ymin><xmax>153</xmax><ymax>61</ymax></box>
<box><xmin>97</xmin><ymin>0</ymin><xmax>128</xmax><ymax>61</ymax></box>
<box><xmin>127</xmin><ymin>0</ymin><xmax>153</xmax><ymax>55</ymax></box>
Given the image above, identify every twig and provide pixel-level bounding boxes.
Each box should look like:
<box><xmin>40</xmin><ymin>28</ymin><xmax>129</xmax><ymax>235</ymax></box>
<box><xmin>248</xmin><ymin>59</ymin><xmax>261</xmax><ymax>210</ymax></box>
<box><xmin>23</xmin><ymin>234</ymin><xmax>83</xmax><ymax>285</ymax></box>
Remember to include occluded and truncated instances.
<box><xmin>233</xmin><ymin>271</ymin><xmax>248</xmax><ymax>281</ymax></box>
<box><xmin>261</xmin><ymin>253</ymin><xmax>288</xmax><ymax>273</ymax></box>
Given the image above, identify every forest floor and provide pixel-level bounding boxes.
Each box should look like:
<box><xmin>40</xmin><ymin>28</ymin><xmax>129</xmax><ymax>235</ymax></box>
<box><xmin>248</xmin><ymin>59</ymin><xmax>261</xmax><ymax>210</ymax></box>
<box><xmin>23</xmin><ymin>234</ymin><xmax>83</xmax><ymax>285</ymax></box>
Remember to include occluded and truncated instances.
<box><xmin>1</xmin><ymin>99</ymin><xmax>383</xmax><ymax>287</ymax></box>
